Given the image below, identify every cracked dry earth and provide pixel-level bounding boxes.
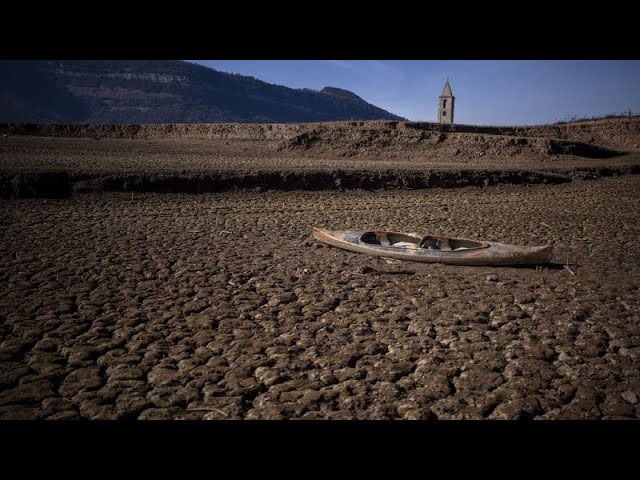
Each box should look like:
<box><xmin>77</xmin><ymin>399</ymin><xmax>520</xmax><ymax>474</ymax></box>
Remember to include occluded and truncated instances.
<box><xmin>1</xmin><ymin>176</ymin><xmax>639</xmax><ymax>420</ymax></box>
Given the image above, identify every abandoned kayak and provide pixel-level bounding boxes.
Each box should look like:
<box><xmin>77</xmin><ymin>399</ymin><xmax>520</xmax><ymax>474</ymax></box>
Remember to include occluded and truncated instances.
<box><xmin>312</xmin><ymin>227</ymin><xmax>553</xmax><ymax>266</ymax></box>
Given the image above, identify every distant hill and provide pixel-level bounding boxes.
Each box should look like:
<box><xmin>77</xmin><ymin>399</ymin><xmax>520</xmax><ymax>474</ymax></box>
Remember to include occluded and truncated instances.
<box><xmin>0</xmin><ymin>60</ymin><xmax>405</xmax><ymax>124</ymax></box>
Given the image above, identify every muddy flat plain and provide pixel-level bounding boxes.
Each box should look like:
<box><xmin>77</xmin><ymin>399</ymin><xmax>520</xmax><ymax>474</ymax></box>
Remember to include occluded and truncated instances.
<box><xmin>1</xmin><ymin>119</ymin><xmax>639</xmax><ymax>419</ymax></box>
<box><xmin>1</xmin><ymin>176</ymin><xmax>639</xmax><ymax>419</ymax></box>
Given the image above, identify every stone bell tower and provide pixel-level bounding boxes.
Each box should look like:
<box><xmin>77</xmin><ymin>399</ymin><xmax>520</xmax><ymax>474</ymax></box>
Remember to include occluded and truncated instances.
<box><xmin>438</xmin><ymin>80</ymin><xmax>454</xmax><ymax>124</ymax></box>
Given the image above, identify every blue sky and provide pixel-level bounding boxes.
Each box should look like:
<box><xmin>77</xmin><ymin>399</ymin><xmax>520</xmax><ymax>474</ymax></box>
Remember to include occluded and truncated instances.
<box><xmin>188</xmin><ymin>60</ymin><xmax>640</xmax><ymax>126</ymax></box>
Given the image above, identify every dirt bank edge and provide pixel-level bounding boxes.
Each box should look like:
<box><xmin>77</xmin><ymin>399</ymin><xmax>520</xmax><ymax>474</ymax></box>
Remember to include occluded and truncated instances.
<box><xmin>2</xmin><ymin>165</ymin><xmax>639</xmax><ymax>198</ymax></box>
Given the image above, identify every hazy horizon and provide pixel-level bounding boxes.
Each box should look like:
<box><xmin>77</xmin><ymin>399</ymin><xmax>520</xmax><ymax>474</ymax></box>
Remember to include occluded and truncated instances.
<box><xmin>188</xmin><ymin>60</ymin><xmax>640</xmax><ymax>126</ymax></box>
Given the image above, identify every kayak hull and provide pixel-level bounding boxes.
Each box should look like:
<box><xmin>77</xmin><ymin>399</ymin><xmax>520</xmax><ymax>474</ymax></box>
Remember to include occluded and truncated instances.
<box><xmin>312</xmin><ymin>227</ymin><xmax>553</xmax><ymax>266</ymax></box>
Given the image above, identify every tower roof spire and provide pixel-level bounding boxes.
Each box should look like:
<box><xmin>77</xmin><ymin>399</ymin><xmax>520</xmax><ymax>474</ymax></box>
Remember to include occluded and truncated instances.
<box><xmin>440</xmin><ymin>80</ymin><xmax>453</xmax><ymax>97</ymax></box>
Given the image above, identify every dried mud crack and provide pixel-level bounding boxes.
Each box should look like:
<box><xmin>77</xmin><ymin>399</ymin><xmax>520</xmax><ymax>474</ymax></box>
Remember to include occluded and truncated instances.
<box><xmin>1</xmin><ymin>177</ymin><xmax>639</xmax><ymax>420</ymax></box>
<box><xmin>0</xmin><ymin>119</ymin><xmax>639</xmax><ymax>419</ymax></box>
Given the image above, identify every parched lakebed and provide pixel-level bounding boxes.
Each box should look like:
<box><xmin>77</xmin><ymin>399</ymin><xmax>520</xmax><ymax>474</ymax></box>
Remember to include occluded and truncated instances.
<box><xmin>1</xmin><ymin>176</ymin><xmax>639</xmax><ymax>419</ymax></box>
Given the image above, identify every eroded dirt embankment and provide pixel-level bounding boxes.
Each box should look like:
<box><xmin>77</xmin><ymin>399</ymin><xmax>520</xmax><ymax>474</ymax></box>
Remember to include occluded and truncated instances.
<box><xmin>1</xmin><ymin>117</ymin><xmax>638</xmax><ymax>198</ymax></box>
<box><xmin>2</xmin><ymin>166</ymin><xmax>640</xmax><ymax>199</ymax></box>
<box><xmin>0</xmin><ymin>116</ymin><xmax>640</xmax><ymax>149</ymax></box>
<box><xmin>274</xmin><ymin>127</ymin><xmax>621</xmax><ymax>159</ymax></box>
<box><xmin>1</xmin><ymin>116</ymin><xmax>638</xmax><ymax>150</ymax></box>
<box><xmin>517</xmin><ymin>118</ymin><xmax>640</xmax><ymax>150</ymax></box>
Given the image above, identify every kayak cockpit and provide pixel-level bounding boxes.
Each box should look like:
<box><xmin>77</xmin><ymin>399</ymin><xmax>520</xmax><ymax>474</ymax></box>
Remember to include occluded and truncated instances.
<box><xmin>360</xmin><ymin>231</ymin><xmax>488</xmax><ymax>251</ymax></box>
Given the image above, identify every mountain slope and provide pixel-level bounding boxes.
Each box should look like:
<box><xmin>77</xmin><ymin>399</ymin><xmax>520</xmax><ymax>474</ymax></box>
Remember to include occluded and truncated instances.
<box><xmin>0</xmin><ymin>60</ymin><xmax>404</xmax><ymax>123</ymax></box>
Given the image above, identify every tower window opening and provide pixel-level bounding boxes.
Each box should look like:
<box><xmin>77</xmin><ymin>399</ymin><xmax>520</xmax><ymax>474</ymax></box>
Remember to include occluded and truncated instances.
<box><xmin>443</xmin><ymin>111</ymin><xmax>447</xmax><ymax>117</ymax></box>
<box><xmin>443</xmin><ymin>99</ymin><xmax>447</xmax><ymax>108</ymax></box>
